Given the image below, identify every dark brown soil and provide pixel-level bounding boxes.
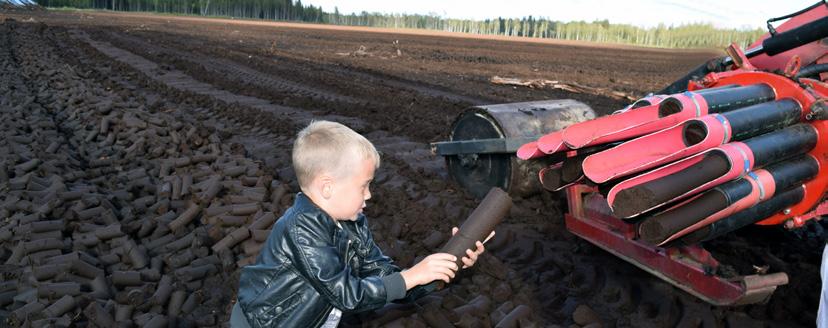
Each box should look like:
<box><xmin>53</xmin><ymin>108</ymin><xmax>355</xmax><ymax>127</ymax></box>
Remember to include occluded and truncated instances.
<box><xmin>0</xmin><ymin>9</ymin><xmax>822</xmax><ymax>328</ymax></box>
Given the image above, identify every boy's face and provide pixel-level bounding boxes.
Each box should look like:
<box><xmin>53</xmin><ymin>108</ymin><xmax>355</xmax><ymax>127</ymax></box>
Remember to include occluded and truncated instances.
<box><xmin>326</xmin><ymin>157</ymin><xmax>375</xmax><ymax>221</ymax></box>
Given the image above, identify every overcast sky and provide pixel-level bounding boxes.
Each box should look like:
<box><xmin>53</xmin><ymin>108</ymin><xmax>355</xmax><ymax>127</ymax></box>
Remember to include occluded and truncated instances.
<box><xmin>304</xmin><ymin>0</ymin><xmax>819</xmax><ymax>30</ymax></box>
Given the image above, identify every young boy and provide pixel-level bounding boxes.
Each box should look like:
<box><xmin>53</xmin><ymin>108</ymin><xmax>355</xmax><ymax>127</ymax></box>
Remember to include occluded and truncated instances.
<box><xmin>231</xmin><ymin>121</ymin><xmax>491</xmax><ymax>327</ymax></box>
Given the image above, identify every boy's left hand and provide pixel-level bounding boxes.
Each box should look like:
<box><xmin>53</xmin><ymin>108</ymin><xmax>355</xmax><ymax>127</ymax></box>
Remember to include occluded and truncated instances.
<box><xmin>451</xmin><ymin>227</ymin><xmax>495</xmax><ymax>269</ymax></box>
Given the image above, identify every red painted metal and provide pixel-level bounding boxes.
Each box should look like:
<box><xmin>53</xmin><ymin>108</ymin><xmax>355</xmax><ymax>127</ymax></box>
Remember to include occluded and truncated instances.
<box><xmin>558</xmin><ymin>102</ymin><xmax>664</xmax><ymax>149</ymax></box>
<box><xmin>536</xmin><ymin>130</ymin><xmax>568</xmax><ymax>154</ymax></box>
<box><xmin>564</xmin><ymin>185</ymin><xmax>786</xmax><ymax>305</ymax></box>
<box><xmin>582</xmin><ymin>114</ymin><xmax>729</xmax><ymax>183</ymax></box>
<box><xmin>516</xmin><ymin>141</ymin><xmax>545</xmax><ymax>160</ymax></box>
<box><xmin>511</xmin><ymin>6</ymin><xmax>828</xmax><ymax>306</ymax></box>
<box><xmin>748</xmin><ymin>4</ymin><xmax>828</xmax><ymax>71</ymax></box>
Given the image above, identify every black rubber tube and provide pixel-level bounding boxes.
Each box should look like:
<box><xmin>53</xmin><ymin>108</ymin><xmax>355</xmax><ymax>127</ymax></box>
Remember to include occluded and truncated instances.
<box><xmin>767</xmin><ymin>155</ymin><xmax>820</xmax><ymax>190</ymax></box>
<box><xmin>699</xmin><ymin>84</ymin><xmax>776</xmax><ymax>114</ymax></box>
<box><xmin>680</xmin><ymin>186</ymin><xmax>805</xmax><ymax>244</ymax></box>
<box><xmin>743</xmin><ymin>124</ymin><xmax>817</xmax><ymax>167</ymax></box>
<box><xmin>638</xmin><ymin>178</ymin><xmax>751</xmax><ymax>244</ymax></box>
<box><xmin>721</xmin><ymin>99</ymin><xmax>802</xmax><ymax>141</ymax></box>
<box><xmin>763</xmin><ymin>16</ymin><xmax>828</xmax><ymax>56</ymax></box>
<box><xmin>796</xmin><ymin>63</ymin><xmax>828</xmax><ymax>78</ymax></box>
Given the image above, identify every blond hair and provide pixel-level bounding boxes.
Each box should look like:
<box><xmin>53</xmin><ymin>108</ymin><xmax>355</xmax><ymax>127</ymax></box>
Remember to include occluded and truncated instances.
<box><xmin>292</xmin><ymin>121</ymin><xmax>380</xmax><ymax>189</ymax></box>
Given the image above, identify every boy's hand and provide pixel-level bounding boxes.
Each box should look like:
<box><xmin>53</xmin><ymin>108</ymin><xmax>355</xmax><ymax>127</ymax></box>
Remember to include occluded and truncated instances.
<box><xmin>451</xmin><ymin>227</ymin><xmax>495</xmax><ymax>269</ymax></box>
<box><xmin>400</xmin><ymin>253</ymin><xmax>458</xmax><ymax>289</ymax></box>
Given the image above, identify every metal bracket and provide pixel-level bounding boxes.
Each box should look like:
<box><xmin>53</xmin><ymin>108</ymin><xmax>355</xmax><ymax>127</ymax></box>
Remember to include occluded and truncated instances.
<box><xmin>430</xmin><ymin>137</ymin><xmax>537</xmax><ymax>156</ymax></box>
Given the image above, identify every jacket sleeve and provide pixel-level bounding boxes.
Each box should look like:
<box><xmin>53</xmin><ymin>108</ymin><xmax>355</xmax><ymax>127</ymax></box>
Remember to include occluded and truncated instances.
<box><xmin>356</xmin><ymin>217</ymin><xmax>402</xmax><ymax>277</ymax></box>
<box><xmin>356</xmin><ymin>217</ymin><xmax>436</xmax><ymax>303</ymax></box>
<box><xmin>286</xmin><ymin>217</ymin><xmax>389</xmax><ymax>313</ymax></box>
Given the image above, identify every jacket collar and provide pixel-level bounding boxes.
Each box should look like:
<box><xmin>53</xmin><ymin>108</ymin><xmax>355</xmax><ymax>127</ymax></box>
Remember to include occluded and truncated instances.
<box><xmin>293</xmin><ymin>192</ymin><xmax>342</xmax><ymax>231</ymax></box>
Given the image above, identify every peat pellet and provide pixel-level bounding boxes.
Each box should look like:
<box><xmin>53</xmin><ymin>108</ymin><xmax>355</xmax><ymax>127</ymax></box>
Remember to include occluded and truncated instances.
<box><xmin>251</xmin><ymin>229</ymin><xmax>270</xmax><ymax>242</ymax></box>
<box><xmin>168</xmin><ymin>203</ymin><xmax>201</xmax><ymax>231</ymax></box>
<box><xmin>165</xmin><ymin>248</ymin><xmax>195</xmax><ymax>269</ymax></box>
<box><xmin>204</xmin><ymin>205</ymin><xmax>231</xmax><ymax>217</ymax></box>
<box><xmin>419</xmin><ymin>303</ymin><xmax>454</xmax><ymax>328</ymax></box>
<box><xmin>30</xmin><ymin>219</ymin><xmax>65</xmax><ymax>232</ymax></box>
<box><xmin>23</xmin><ymin>238</ymin><xmax>64</xmax><ymax>254</ymax></box>
<box><xmin>137</xmin><ymin>219</ymin><xmax>157</xmax><ymax>238</ymax></box>
<box><xmin>223</xmin><ymin>165</ymin><xmax>246</xmax><ymax>177</ymax></box>
<box><xmin>123</xmin><ymin>239</ymin><xmax>148</xmax><ymax>269</ymax></box>
<box><xmin>140</xmin><ymin>268</ymin><xmax>161</xmax><ymax>282</ymax></box>
<box><xmin>211</xmin><ymin>226</ymin><xmax>250</xmax><ymax>252</ymax></box>
<box><xmin>37</xmin><ymin>282</ymin><xmax>81</xmax><ymax>299</ymax></box>
<box><xmin>84</xmin><ymin>302</ymin><xmax>116</xmax><ymax>327</ymax></box>
<box><xmin>4</xmin><ymin>242</ymin><xmax>24</xmax><ymax>265</ymax></box>
<box><xmin>171</xmin><ymin>176</ymin><xmax>182</xmax><ymax>200</ymax></box>
<box><xmin>491</xmin><ymin>301</ymin><xmax>515</xmax><ymax>324</ymax></box>
<box><xmin>15</xmin><ymin>158</ymin><xmax>40</xmax><ymax>172</ymax></box>
<box><xmin>150</xmin><ymin>275</ymin><xmax>173</xmax><ymax>306</ymax></box>
<box><xmin>495</xmin><ymin>304</ymin><xmax>531</xmax><ymax>328</ymax></box>
<box><xmin>422</xmin><ymin>231</ymin><xmax>445</xmax><ymax>250</ymax></box>
<box><xmin>191</xmin><ymin>154</ymin><xmax>216</xmax><ymax>164</ymax></box>
<box><xmin>573</xmin><ymin>304</ymin><xmax>601</xmax><ymax>325</ymax></box>
<box><xmin>218</xmin><ymin>214</ymin><xmax>247</xmax><ymax>227</ymax></box>
<box><xmin>249</xmin><ymin>212</ymin><xmax>276</xmax><ymax>230</ymax></box>
<box><xmin>236</xmin><ymin>255</ymin><xmax>257</xmax><ymax>268</ymax></box>
<box><xmin>243</xmin><ymin>240</ymin><xmax>264</xmax><ymax>257</ymax></box>
<box><xmin>44</xmin><ymin>251</ymin><xmax>79</xmax><ymax>265</ymax></box>
<box><xmin>145</xmin><ymin>234</ymin><xmax>175</xmax><ymax>253</ymax></box>
<box><xmin>180</xmin><ymin>291</ymin><xmax>201</xmax><ymax>314</ymax></box>
<box><xmin>144</xmin><ymin>314</ymin><xmax>168</xmax><ymax>328</ymax></box>
<box><xmin>26</xmin><ymin>249</ymin><xmax>63</xmax><ymax>265</ymax></box>
<box><xmin>77</xmin><ymin>206</ymin><xmax>105</xmax><ymax>220</ymax></box>
<box><xmin>181</xmin><ymin>174</ymin><xmax>192</xmax><ymax>196</ymax></box>
<box><xmin>28</xmin><ymin>229</ymin><xmax>63</xmax><ymax>241</ymax></box>
<box><xmin>0</xmin><ymin>290</ymin><xmax>18</xmax><ymax>307</ymax></box>
<box><xmin>453</xmin><ymin>295</ymin><xmax>492</xmax><ymax>318</ymax></box>
<box><xmin>10</xmin><ymin>300</ymin><xmax>45</xmax><ymax>326</ymax></box>
<box><xmin>441</xmin><ymin>188</ymin><xmax>511</xmax><ymax>269</ymax></box>
<box><xmin>127</xmin><ymin>288</ymin><xmax>145</xmax><ymax>306</ymax></box>
<box><xmin>196</xmin><ymin>178</ymin><xmax>222</xmax><ymax>204</ymax></box>
<box><xmin>270</xmin><ymin>183</ymin><xmax>287</xmax><ymax>208</ymax></box>
<box><xmin>72</xmin><ymin>259</ymin><xmax>104</xmax><ymax>279</ymax></box>
<box><xmin>112</xmin><ymin>270</ymin><xmax>142</xmax><ymax>286</ymax></box>
<box><xmin>167</xmin><ymin>290</ymin><xmax>187</xmax><ymax>316</ymax></box>
<box><xmin>192</xmin><ymin>246</ymin><xmax>210</xmax><ymax>259</ymax></box>
<box><xmin>190</xmin><ymin>254</ymin><xmax>221</xmax><ymax>267</ymax></box>
<box><xmin>99</xmin><ymin>253</ymin><xmax>121</xmax><ymax>266</ymax></box>
<box><xmin>43</xmin><ymin>294</ymin><xmax>76</xmax><ymax>318</ymax></box>
<box><xmin>231</xmin><ymin>203</ymin><xmax>259</xmax><ymax>216</ymax></box>
<box><xmin>158</xmin><ymin>232</ymin><xmax>195</xmax><ymax>254</ymax></box>
<box><xmin>95</xmin><ymin>223</ymin><xmax>124</xmax><ymax>240</ymax></box>
<box><xmin>115</xmin><ymin>303</ymin><xmax>134</xmax><ymax>322</ymax></box>
<box><xmin>175</xmin><ymin>263</ymin><xmax>216</xmax><ymax>282</ymax></box>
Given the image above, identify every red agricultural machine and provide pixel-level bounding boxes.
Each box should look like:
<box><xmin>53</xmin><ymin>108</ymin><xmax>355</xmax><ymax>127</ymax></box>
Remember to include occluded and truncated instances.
<box><xmin>433</xmin><ymin>2</ymin><xmax>828</xmax><ymax>305</ymax></box>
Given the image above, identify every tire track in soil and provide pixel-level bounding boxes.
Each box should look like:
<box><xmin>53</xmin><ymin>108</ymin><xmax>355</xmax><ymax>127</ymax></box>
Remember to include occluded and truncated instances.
<box><xmin>101</xmin><ymin>31</ymin><xmax>365</xmax><ymax>106</ymax></box>
<box><xmin>89</xmin><ymin>28</ymin><xmax>483</xmax><ymax>142</ymax></box>
<box><xmin>71</xmin><ymin>30</ymin><xmax>446</xmax><ymax>181</ymax></box>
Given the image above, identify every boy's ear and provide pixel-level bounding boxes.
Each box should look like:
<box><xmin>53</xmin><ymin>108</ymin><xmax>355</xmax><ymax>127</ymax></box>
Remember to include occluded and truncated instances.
<box><xmin>320</xmin><ymin>175</ymin><xmax>334</xmax><ymax>199</ymax></box>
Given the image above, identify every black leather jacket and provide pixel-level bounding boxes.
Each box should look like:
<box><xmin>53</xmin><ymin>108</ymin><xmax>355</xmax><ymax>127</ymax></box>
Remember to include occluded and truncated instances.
<box><xmin>235</xmin><ymin>193</ymin><xmax>433</xmax><ymax>327</ymax></box>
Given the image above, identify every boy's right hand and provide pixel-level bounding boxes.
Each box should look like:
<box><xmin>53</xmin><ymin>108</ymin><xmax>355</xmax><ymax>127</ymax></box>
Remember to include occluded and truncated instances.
<box><xmin>400</xmin><ymin>253</ymin><xmax>458</xmax><ymax>290</ymax></box>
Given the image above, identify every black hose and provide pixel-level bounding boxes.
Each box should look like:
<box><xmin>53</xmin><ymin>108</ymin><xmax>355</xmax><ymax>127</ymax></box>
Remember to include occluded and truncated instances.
<box><xmin>796</xmin><ymin>63</ymin><xmax>828</xmax><ymax>78</ymax></box>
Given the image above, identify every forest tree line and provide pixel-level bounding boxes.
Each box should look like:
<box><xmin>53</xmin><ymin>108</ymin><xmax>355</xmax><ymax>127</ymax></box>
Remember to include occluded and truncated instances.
<box><xmin>33</xmin><ymin>0</ymin><xmax>766</xmax><ymax>49</ymax></box>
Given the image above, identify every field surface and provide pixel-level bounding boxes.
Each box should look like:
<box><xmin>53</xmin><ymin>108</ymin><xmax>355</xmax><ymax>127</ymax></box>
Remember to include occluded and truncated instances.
<box><xmin>0</xmin><ymin>8</ymin><xmax>822</xmax><ymax>327</ymax></box>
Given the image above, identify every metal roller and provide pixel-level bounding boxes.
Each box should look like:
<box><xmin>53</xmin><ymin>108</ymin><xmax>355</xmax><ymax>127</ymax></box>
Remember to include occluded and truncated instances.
<box><xmin>432</xmin><ymin>99</ymin><xmax>595</xmax><ymax>197</ymax></box>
